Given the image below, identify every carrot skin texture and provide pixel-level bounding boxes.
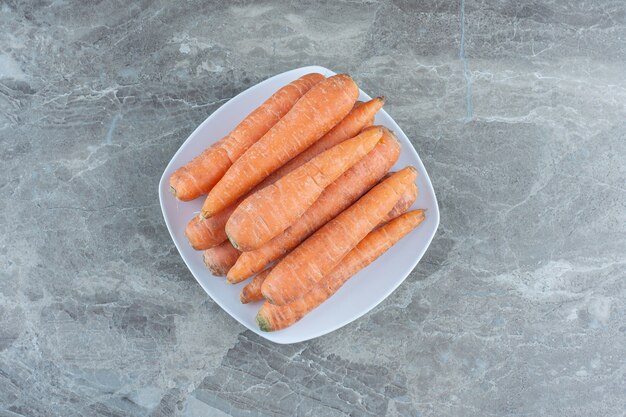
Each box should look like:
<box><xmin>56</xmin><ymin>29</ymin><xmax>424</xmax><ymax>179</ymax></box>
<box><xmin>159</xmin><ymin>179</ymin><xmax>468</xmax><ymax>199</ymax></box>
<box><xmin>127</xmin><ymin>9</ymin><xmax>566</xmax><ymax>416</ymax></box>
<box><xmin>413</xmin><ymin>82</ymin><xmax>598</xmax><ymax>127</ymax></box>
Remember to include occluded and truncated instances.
<box><xmin>211</xmin><ymin>166</ymin><xmax>404</xmax><ymax>254</ymax></box>
<box><xmin>202</xmin><ymin>74</ymin><xmax>359</xmax><ymax>217</ymax></box>
<box><xmin>236</xmin><ymin>194</ymin><xmax>419</xmax><ymax>297</ymax></box>
<box><xmin>257</xmin><ymin>210</ymin><xmax>426</xmax><ymax>331</ymax></box>
<box><xmin>226</xmin><ymin>128</ymin><xmax>401</xmax><ymax>283</ymax></box>
<box><xmin>202</xmin><ymin>240</ymin><xmax>241</xmax><ymax>276</ymax></box>
<box><xmin>185</xmin><ymin>206</ymin><xmax>235</xmax><ymax>250</ymax></box>
<box><xmin>261</xmin><ymin>166</ymin><xmax>418</xmax><ymax>305</ymax></box>
<box><xmin>226</xmin><ymin>127</ymin><xmax>384</xmax><ymax>251</ymax></box>
<box><xmin>185</xmin><ymin>101</ymin><xmax>372</xmax><ymax>251</ymax></box>
<box><xmin>240</xmin><ymin>267</ymin><xmax>273</xmax><ymax>304</ymax></box>
<box><xmin>169</xmin><ymin>73</ymin><xmax>324</xmax><ymax>201</ymax></box>
<box><xmin>258</xmin><ymin>97</ymin><xmax>385</xmax><ymax>188</ymax></box>
<box><xmin>379</xmin><ymin>181</ymin><xmax>417</xmax><ymax>224</ymax></box>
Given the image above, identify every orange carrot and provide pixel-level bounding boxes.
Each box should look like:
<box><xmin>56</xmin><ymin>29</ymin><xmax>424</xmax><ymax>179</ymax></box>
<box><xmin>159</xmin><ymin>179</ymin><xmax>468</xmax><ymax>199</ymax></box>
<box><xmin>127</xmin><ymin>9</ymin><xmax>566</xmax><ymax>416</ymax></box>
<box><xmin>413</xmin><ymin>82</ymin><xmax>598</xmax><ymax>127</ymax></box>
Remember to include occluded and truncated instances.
<box><xmin>184</xmin><ymin>158</ymin><xmax>290</xmax><ymax>250</ymax></box>
<box><xmin>226</xmin><ymin>128</ymin><xmax>401</xmax><ymax>283</ymax></box>
<box><xmin>169</xmin><ymin>73</ymin><xmax>324</xmax><ymax>201</ymax></box>
<box><xmin>233</xmin><ymin>191</ymin><xmax>416</xmax><ymax>292</ymax></box>
<box><xmin>202</xmin><ymin>240</ymin><xmax>240</xmax><ymax>276</ymax></box>
<box><xmin>186</xmin><ymin>100</ymin><xmax>379</xmax><ymax>250</ymax></box>
<box><xmin>379</xmin><ymin>181</ymin><xmax>417</xmax><ymax>224</ymax></box>
<box><xmin>257</xmin><ymin>210</ymin><xmax>426</xmax><ymax>331</ymax></box>
<box><xmin>185</xmin><ymin>207</ymin><xmax>234</xmax><ymax>250</ymax></box>
<box><xmin>257</xmin><ymin>97</ymin><xmax>385</xmax><ymax>188</ymax></box>
<box><xmin>240</xmin><ymin>266</ymin><xmax>274</xmax><ymax>304</ymax></box>
<box><xmin>261</xmin><ymin>167</ymin><xmax>417</xmax><ymax>305</ymax></box>
<box><xmin>225</xmin><ymin>127</ymin><xmax>384</xmax><ymax>251</ymax></box>
<box><xmin>201</xmin><ymin>74</ymin><xmax>359</xmax><ymax>217</ymax></box>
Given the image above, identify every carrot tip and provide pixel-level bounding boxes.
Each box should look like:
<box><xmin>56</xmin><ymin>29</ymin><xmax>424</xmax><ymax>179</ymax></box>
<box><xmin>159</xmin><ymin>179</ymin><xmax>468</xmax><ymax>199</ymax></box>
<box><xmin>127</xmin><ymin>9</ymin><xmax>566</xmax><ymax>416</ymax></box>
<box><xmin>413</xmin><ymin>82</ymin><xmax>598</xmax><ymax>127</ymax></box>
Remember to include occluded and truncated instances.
<box><xmin>378</xmin><ymin>96</ymin><xmax>385</xmax><ymax>102</ymax></box>
<box><xmin>169</xmin><ymin>186</ymin><xmax>176</xmax><ymax>196</ymax></box>
<box><xmin>256</xmin><ymin>313</ymin><xmax>272</xmax><ymax>332</ymax></box>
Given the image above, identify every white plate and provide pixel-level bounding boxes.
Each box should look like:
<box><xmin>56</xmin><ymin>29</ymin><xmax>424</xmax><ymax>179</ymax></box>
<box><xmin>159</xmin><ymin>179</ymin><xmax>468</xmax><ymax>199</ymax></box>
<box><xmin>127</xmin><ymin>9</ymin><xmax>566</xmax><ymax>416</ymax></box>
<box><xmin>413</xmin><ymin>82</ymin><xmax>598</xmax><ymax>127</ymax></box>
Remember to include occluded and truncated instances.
<box><xmin>159</xmin><ymin>66</ymin><xmax>439</xmax><ymax>344</ymax></box>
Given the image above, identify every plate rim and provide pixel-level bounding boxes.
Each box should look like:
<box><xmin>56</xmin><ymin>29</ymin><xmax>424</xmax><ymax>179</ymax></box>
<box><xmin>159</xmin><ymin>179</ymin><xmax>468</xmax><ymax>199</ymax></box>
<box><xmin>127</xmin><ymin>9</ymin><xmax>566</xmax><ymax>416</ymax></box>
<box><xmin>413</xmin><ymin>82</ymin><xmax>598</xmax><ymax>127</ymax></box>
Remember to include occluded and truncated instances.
<box><xmin>158</xmin><ymin>65</ymin><xmax>440</xmax><ymax>344</ymax></box>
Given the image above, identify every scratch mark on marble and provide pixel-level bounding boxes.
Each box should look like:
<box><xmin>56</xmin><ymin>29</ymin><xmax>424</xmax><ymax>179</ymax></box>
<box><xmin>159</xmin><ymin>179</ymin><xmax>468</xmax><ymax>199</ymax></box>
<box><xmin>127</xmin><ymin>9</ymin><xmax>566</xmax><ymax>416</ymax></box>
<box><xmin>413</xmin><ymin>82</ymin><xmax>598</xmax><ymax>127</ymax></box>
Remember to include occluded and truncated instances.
<box><xmin>105</xmin><ymin>113</ymin><xmax>122</xmax><ymax>145</ymax></box>
<box><xmin>531</xmin><ymin>43</ymin><xmax>554</xmax><ymax>57</ymax></box>
<box><xmin>459</xmin><ymin>0</ymin><xmax>473</xmax><ymax>122</ymax></box>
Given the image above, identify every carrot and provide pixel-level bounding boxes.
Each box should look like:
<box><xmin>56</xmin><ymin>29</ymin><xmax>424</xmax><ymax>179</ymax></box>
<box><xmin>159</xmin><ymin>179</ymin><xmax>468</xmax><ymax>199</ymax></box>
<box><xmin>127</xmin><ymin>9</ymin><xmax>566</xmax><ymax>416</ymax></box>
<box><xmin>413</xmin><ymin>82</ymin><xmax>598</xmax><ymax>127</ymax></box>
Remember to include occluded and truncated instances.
<box><xmin>179</xmin><ymin>158</ymin><xmax>399</xmax><ymax>253</ymax></box>
<box><xmin>202</xmin><ymin>240</ymin><xmax>240</xmax><ymax>276</ymax></box>
<box><xmin>186</xmin><ymin>100</ymin><xmax>379</xmax><ymax>250</ymax></box>
<box><xmin>169</xmin><ymin>73</ymin><xmax>324</xmax><ymax>201</ymax></box>
<box><xmin>257</xmin><ymin>210</ymin><xmax>426</xmax><ymax>331</ymax></box>
<box><xmin>379</xmin><ymin>181</ymin><xmax>418</xmax><ymax>224</ymax></box>
<box><xmin>201</xmin><ymin>74</ymin><xmax>359</xmax><ymax>217</ymax></box>
<box><xmin>355</xmin><ymin>99</ymin><xmax>376</xmax><ymax>129</ymax></box>
<box><xmin>261</xmin><ymin>166</ymin><xmax>417</xmax><ymax>305</ymax></box>
<box><xmin>234</xmin><ymin>193</ymin><xmax>417</xmax><ymax>293</ymax></box>
<box><xmin>240</xmin><ymin>266</ymin><xmax>274</xmax><ymax>304</ymax></box>
<box><xmin>225</xmin><ymin>126</ymin><xmax>384</xmax><ymax>251</ymax></box>
<box><xmin>185</xmin><ymin>207</ymin><xmax>234</xmax><ymax>250</ymax></box>
<box><xmin>186</xmin><ymin>154</ymin><xmax>404</xmax><ymax>253</ymax></box>
<box><xmin>226</xmin><ymin>128</ymin><xmax>401</xmax><ymax>283</ymax></box>
<box><xmin>257</xmin><ymin>97</ymin><xmax>385</xmax><ymax>188</ymax></box>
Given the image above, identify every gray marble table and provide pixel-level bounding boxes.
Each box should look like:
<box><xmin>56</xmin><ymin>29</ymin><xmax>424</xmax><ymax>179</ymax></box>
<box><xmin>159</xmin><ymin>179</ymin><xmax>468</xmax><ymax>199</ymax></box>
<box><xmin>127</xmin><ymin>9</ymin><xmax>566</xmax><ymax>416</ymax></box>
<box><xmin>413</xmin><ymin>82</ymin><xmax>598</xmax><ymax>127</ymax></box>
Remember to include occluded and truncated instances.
<box><xmin>1</xmin><ymin>1</ymin><xmax>625</xmax><ymax>416</ymax></box>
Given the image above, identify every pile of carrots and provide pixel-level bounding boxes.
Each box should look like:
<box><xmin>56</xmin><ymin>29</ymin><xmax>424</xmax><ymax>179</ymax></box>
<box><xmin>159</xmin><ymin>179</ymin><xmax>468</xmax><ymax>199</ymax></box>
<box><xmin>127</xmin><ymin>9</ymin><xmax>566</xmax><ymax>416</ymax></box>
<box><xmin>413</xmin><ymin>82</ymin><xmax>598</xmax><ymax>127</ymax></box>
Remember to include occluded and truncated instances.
<box><xmin>170</xmin><ymin>73</ymin><xmax>425</xmax><ymax>331</ymax></box>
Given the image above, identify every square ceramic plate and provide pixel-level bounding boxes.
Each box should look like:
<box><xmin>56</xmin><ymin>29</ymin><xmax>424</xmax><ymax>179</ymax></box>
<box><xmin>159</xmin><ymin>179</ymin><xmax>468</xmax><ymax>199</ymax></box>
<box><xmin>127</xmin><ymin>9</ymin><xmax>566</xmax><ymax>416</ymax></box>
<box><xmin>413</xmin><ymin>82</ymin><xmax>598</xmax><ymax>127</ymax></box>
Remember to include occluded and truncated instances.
<box><xmin>159</xmin><ymin>66</ymin><xmax>439</xmax><ymax>344</ymax></box>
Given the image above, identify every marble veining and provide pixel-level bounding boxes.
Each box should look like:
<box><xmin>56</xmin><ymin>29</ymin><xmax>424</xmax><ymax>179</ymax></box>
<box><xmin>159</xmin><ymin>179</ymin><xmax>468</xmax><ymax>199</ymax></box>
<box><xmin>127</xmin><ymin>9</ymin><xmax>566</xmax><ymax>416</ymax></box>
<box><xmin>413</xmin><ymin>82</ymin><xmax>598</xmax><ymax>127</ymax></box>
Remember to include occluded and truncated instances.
<box><xmin>0</xmin><ymin>0</ymin><xmax>624</xmax><ymax>416</ymax></box>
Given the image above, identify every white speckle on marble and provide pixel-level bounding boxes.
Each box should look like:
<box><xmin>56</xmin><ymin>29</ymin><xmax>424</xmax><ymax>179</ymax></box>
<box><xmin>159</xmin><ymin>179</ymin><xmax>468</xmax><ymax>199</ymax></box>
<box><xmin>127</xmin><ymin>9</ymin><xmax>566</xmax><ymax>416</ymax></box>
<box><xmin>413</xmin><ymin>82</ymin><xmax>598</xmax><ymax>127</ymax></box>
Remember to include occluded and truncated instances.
<box><xmin>184</xmin><ymin>396</ymin><xmax>231</xmax><ymax>417</ymax></box>
<box><xmin>0</xmin><ymin>53</ymin><xmax>25</xmax><ymax>79</ymax></box>
<box><xmin>127</xmin><ymin>386</ymin><xmax>163</xmax><ymax>411</ymax></box>
<box><xmin>590</xmin><ymin>356</ymin><xmax>602</xmax><ymax>369</ymax></box>
<box><xmin>197</xmin><ymin>61</ymin><xmax>224</xmax><ymax>74</ymax></box>
<box><xmin>587</xmin><ymin>296</ymin><xmax>612</xmax><ymax>326</ymax></box>
<box><xmin>567</xmin><ymin>308</ymin><xmax>578</xmax><ymax>321</ymax></box>
<box><xmin>104</xmin><ymin>113</ymin><xmax>122</xmax><ymax>145</ymax></box>
<box><xmin>118</xmin><ymin>67</ymin><xmax>139</xmax><ymax>80</ymax></box>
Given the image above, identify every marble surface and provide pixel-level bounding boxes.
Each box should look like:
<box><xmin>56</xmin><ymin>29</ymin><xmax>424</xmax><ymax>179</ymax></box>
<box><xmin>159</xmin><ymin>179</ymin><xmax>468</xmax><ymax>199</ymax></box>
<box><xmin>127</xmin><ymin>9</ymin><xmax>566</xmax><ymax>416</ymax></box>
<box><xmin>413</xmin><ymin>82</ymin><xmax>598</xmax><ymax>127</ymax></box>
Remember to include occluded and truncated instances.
<box><xmin>1</xmin><ymin>1</ymin><xmax>625</xmax><ymax>416</ymax></box>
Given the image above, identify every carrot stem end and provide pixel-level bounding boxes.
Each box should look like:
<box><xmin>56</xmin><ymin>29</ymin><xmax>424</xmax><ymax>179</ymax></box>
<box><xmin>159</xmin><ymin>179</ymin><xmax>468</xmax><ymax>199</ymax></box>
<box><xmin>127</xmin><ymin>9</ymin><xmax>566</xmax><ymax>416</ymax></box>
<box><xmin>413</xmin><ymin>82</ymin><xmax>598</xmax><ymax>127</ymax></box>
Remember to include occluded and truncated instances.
<box><xmin>256</xmin><ymin>313</ymin><xmax>273</xmax><ymax>332</ymax></box>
